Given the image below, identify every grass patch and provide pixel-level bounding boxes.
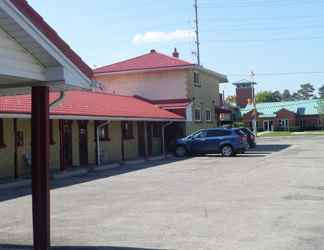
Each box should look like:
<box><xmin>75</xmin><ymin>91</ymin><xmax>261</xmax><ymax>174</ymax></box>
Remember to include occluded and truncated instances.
<box><xmin>259</xmin><ymin>131</ymin><xmax>324</xmax><ymax>137</ymax></box>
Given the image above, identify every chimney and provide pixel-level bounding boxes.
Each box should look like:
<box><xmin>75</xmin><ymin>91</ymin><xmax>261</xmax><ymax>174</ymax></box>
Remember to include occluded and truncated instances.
<box><xmin>150</xmin><ymin>49</ymin><xmax>156</xmax><ymax>53</ymax></box>
<box><xmin>172</xmin><ymin>48</ymin><xmax>179</xmax><ymax>58</ymax></box>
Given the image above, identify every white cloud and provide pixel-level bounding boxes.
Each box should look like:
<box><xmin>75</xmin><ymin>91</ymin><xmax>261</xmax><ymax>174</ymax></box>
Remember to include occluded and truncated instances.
<box><xmin>132</xmin><ymin>29</ymin><xmax>195</xmax><ymax>45</ymax></box>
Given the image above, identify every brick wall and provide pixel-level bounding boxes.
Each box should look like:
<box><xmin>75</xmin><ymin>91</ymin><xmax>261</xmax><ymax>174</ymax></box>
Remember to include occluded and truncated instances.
<box><xmin>236</xmin><ymin>87</ymin><xmax>253</xmax><ymax>108</ymax></box>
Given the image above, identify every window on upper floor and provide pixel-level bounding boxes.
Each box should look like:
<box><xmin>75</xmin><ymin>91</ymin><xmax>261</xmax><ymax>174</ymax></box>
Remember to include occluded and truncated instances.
<box><xmin>0</xmin><ymin>119</ymin><xmax>5</xmax><ymax>148</ymax></box>
<box><xmin>205</xmin><ymin>110</ymin><xmax>212</xmax><ymax>122</ymax></box>
<box><xmin>193</xmin><ymin>72</ymin><xmax>200</xmax><ymax>86</ymax></box>
<box><xmin>194</xmin><ymin>109</ymin><xmax>202</xmax><ymax>121</ymax></box>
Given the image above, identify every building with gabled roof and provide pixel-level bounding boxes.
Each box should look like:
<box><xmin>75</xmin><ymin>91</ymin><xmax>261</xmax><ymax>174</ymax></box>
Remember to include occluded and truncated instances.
<box><xmin>0</xmin><ymin>1</ymin><xmax>185</xmax><ymax>183</ymax></box>
<box><xmin>95</xmin><ymin>49</ymin><xmax>195</xmax><ymax>75</ymax></box>
<box><xmin>0</xmin><ymin>90</ymin><xmax>184</xmax><ymax>179</ymax></box>
<box><xmin>94</xmin><ymin>49</ymin><xmax>228</xmax><ymax>141</ymax></box>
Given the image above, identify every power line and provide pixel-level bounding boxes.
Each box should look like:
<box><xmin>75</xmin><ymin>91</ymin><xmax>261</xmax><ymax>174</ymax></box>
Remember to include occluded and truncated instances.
<box><xmin>199</xmin><ymin>0</ymin><xmax>324</xmax><ymax>9</ymax></box>
<box><xmin>228</xmin><ymin>71</ymin><xmax>324</xmax><ymax>77</ymax></box>
<box><xmin>204</xmin><ymin>36</ymin><xmax>324</xmax><ymax>43</ymax></box>
<box><xmin>200</xmin><ymin>14</ymin><xmax>324</xmax><ymax>24</ymax></box>
<box><xmin>200</xmin><ymin>24</ymin><xmax>324</xmax><ymax>32</ymax></box>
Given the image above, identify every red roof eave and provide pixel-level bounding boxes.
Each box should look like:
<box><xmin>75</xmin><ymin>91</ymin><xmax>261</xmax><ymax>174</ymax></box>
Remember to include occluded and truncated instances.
<box><xmin>95</xmin><ymin>64</ymin><xmax>194</xmax><ymax>75</ymax></box>
<box><xmin>9</xmin><ymin>0</ymin><xmax>93</xmax><ymax>79</ymax></box>
<box><xmin>0</xmin><ymin>91</ymin><xmax>185</xmax><ymax>121</ymax></box>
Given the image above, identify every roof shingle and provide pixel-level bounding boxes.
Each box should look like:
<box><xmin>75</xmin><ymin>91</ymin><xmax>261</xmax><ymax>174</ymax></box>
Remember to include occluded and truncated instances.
<box><xmin>94</xmin><ymin>50</ymin><xmax>194</xmax><ymax>74</ymax></box>
<box><xmin>0</xmin><ymin>91</ymin><xmax>184</xmax><ymax>120</ymax></box>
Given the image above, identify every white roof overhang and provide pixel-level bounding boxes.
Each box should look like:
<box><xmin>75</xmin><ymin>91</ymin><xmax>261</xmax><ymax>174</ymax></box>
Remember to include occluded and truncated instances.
<box><xmin>0</xmin><ymin>0</ymin><xmax>93</xmax><ymax>96</ymax></box>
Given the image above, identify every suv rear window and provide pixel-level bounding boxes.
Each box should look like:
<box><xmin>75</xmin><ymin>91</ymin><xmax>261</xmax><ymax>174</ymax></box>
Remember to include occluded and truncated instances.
<box><xmin>241</xmin><ymin>128</ymin><xmax>253</xmax><ymax>135</ymax></box>
<box><xmin>207</xmin><ymin>130</ymin><xmax>231</xmax><ymax>137</ymax></box>
<box><xmin>234</xmin><ymin>129</ymin><xmax>245</xmax><ymax>136</ymax></box>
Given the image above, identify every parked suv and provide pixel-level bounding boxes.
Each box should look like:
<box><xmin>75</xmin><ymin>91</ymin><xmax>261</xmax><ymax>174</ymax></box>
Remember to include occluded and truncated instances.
<box><xmin>175</xmin><ymin>128</ymin><xmax>248</xmax><ymax>157</ymax></box>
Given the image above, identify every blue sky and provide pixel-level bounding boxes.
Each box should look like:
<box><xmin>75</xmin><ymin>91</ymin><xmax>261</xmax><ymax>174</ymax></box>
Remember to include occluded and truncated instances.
<box><xmin>28</xmin><ymin>0</ymin><xmax>324</xmax><ymax>96</ymax></box>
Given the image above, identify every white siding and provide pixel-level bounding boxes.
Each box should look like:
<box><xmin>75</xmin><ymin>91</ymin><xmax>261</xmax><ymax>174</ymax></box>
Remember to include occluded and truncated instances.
<box><xmin>0</xmin><ymin>26</ymin><xmax>45</xmax><ymax>81</ymax></box>
<box><xmin>96</xmin><ymin>70</ymin><xmax>188</xmax><ymax>100</ymax></box>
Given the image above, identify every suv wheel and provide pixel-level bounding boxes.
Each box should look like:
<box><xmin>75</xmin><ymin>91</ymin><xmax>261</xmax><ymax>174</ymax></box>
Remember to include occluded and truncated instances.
<box><xmin>221</xmin><ymin>145</ymin><xmax>234</xmax><ymax>157</ymax></box>
<box><xmin>175</xmin><ymin>146</ymin><xmax>187</xmax><ymax>157</ymax></box>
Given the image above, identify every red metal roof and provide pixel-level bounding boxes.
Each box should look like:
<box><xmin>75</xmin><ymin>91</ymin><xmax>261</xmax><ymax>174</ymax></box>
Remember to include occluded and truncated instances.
<box><xmin>9</xmin><ymin>0</ymin><xmax>93</xmax><ymax>79</ymax></box>
<box><xmin>151</xmin><ymin>99</ymin><xmax>191</xmax><ymax>110</ymax></box>
<box><xmin>0</xmin><ymin>91</ymin><xmax>184</xmax><ymax>120</ymax></box>
<box><xmin>94</xmin><ymin>50</ymin><xmax>194</xmax><ymax>74</ymax></box>
<box><xmin>133</xmin><ymin>96</ymin><xmax>191</xmax><ymax>110</ymax></box>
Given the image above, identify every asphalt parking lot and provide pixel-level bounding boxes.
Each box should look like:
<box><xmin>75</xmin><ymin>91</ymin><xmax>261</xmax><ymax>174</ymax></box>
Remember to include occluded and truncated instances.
<box><xmin>0</xmin><ymin>136</ymin><xmax>324</xmax><ymax>250</ymax></box>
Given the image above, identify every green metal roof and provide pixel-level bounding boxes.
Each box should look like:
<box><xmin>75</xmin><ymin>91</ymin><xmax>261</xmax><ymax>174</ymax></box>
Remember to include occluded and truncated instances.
<box><xmin>241</xmin><ymin>99</ymin><xmax>321</xmax><ymax>118</ymax></box>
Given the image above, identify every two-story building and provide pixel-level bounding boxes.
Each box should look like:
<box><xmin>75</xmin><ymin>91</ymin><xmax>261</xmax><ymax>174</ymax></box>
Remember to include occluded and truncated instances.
<box><xmin>94</xmin><ymin>49</ymin><xmax>228</xmax><ymax>145</ymax></box>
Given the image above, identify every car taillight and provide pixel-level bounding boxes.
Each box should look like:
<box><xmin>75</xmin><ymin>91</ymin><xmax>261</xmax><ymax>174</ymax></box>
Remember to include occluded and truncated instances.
<box><xmin>250</xmin><ymin>135</ymin><xmax>255</xmax><ymax>141</ymax></box>
<box><xmin>240</xmin><ymin>135</ymin><xmax>247</xmax><ymax>143</ymax></box>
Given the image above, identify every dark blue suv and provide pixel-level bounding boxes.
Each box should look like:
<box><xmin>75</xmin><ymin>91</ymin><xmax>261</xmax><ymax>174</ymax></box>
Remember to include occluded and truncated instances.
<box><xmin>175</xmin><ymin>128</ymin><xmax>248</xmax><ymax>157</ymax></box>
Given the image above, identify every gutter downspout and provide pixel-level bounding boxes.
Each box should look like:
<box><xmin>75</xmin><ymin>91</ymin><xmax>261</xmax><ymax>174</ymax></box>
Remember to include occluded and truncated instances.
<box><xmin>49</xmin><ymin>91</ymin><xmax>65</xmax><ymax>172</ymax></box>
<box><xmin>49</xmin><ymin>91</ymin><xmax>65</xmax><ymax>108</ymax></box>
<box><xmin>96</xmin><ymin>121</ymin><xmax>111</xmax><ymax>166</ymax></box>
<box><xmin>161</xmin><ymin>121</ymin><xmax>173</xmax><ymax>158</ymax></box>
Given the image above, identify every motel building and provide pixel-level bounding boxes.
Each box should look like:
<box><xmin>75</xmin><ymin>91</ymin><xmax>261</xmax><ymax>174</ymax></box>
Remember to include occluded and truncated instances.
<box><xmin>0</xmin><ymin>0</ymin><xmax>183</xmax><ymax>182</ymax></box>
<box><xmin>0</xmin><ymin>91</ymin><xmax>183</xmax><ymax>180</ymax></box>
<box><xmin>0</xmin><ymin>1</ymin><xmax>183</xmax><ymax>249</ymax></box>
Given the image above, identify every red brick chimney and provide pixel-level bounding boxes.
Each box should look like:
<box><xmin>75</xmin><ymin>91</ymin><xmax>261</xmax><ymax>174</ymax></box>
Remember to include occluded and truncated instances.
<box><xmin>172</xmin><ymin>48</ymin><xmax>179</xmax><ymax>58</ymax></box>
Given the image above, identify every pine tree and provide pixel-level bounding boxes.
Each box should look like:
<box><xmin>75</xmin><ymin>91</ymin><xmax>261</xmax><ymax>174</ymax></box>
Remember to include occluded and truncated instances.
<box><xmin>271</xmin><ymin>90</ymin><xmax>282</xmax><ymax>102</ymax></box>
<box><xmin>297</xmin><ymin>83</ymin><xmax>315</xmax><ymax>100</ymax></box>
<box><xmin>282</xmin><ymin>89</ymin><xmax>291</xmax><ymax>101</ymax></box>
<box><xmin>318</xmin><ymin>85</ymin><xmax>324</xmax><ymax>99</ymax></box>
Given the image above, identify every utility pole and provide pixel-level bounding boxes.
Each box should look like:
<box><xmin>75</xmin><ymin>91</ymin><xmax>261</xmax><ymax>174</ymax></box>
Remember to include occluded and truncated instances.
<box><xmin>194</xmin><ymin>0</ymin><xmax>201</xmax><ymax>65</ymax></box>
<box><xmin>250</xmin><ymin>71</ymin><xmax>258</xmax><ymax>136</ymax></box>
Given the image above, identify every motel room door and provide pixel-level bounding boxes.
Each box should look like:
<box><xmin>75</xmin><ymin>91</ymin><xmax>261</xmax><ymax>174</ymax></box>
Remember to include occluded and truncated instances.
<box><xmin>60</xmin><ymin>120</ymin><xmax>73</xmax><ymax>169</ymax></box>
<box><xmin>137</xmin><ymin>122</ymin><xmax>146</xmax><ymax>157</ymax></box>
<box><xmin>147</xmin><ymin>123</ymin><xmax>153</xmax><ymax>156</ymax></box>
<box><xmin>78</xmin><ymin>121</ymin><xmax>88</xmax><ymax>166</ymax></box>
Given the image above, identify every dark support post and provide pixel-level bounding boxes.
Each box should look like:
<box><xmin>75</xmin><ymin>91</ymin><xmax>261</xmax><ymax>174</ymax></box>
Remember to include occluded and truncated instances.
<box><xmin>31</xmin><ymin>86</ymin><xmax>50</xmax><ymax>250</ymax></box>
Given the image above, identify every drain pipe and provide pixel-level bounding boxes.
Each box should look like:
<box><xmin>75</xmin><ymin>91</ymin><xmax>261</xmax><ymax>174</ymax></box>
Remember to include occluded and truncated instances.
<box><xmin>161</xmin><ymin>121</ymin><xmax>173</xmax><ymax>158</ymax></box>
<box><xmin>96</xmin><ymin>121</ymin><xmax>111</xmax><ymax>166</ymax></box>
<box><xmin>49</xmin><ymin>91</ymin><xmax>65</xmax><ymax>108</ymax></box>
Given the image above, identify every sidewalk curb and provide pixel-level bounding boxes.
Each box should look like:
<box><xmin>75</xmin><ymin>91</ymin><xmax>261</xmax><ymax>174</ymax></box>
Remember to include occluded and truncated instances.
<box><xmin>92</xmin><ymin>163</ymin><xmax>121</xmax><ymax>172</ymax></box>
<box><xmin>147</xmin><ymin>155</ymin><xmax>165</xmax><ymax>162</ymax></box>
<box><xmin>52</xmin><ymin>168</ymin><xmax>88</xmax><ymax>180</ymax></box>
<box><xmin>0</xmin><ymin>178</ymin><xmax>31</xmax><ymax>191</ymax></box>
<box><xmin>123</xmin><ymin>159</ymin><xmax>146</xmax><ymax>165</ymax></box>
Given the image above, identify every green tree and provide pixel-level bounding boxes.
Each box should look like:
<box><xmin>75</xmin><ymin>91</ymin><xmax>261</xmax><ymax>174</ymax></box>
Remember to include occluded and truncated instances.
<box><xmin>292</xmin><ymin>92</ymin><xmax>303</xmax><ymax>100</ymax></box>
<box><xmin>297</xmin><ymin>83</ymin><xmax>315</xmax><ymax>100</ymax></box>
<box><xmin>256</xmin><ymin>91</ymin><xmax>273</xmax><ymax>103</ymax></box>
<box><xmin>282</xmin><ymin>89</ymin><xmax>292</xmax><ymax>101</ymax></box>
<box><xmin>272</xmin><ymin>90</ymin><xmax>282</xmax><ymax>102</ymax></box>
<box><xmin>318</xmin><ymin>85</ymin><xmax>324</xmax><ymax>99</ymax></box>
